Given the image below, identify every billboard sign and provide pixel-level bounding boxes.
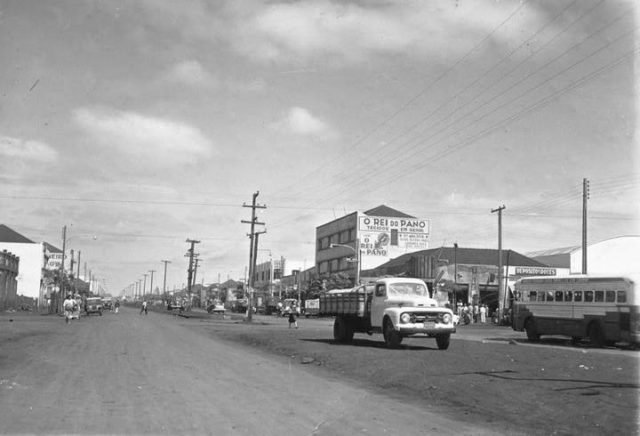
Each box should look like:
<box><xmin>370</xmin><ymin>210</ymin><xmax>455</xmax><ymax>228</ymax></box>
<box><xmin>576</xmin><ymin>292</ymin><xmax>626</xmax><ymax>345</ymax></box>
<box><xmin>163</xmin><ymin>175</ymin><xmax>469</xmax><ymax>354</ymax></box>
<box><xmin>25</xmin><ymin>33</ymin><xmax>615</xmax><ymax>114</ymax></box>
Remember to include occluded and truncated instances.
<box><xmin>358</xmin><ymin>215</ymin><xmax>430</xmax><ymax>268</ymax></box>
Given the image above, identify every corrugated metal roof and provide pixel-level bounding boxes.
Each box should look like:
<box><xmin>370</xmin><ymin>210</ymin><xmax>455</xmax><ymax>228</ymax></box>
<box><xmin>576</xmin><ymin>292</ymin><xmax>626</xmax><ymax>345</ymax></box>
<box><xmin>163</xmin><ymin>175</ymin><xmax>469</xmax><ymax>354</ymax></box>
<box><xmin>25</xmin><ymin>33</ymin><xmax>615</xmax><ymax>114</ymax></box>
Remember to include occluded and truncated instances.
<box><xmin>0</xmin><ymin>224</ymin><xmax>34</xmax><ymax>243</ymax></box>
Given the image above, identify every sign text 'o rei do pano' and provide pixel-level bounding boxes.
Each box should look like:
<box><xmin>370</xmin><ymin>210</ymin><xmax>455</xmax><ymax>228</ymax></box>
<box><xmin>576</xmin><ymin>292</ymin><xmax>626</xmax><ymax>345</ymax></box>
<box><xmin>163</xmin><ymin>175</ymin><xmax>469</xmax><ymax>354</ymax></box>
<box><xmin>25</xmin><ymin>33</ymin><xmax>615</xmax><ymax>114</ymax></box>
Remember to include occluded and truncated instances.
<box><xmin>358</xmin><ymin>216</ymin><xmax>430</xmax><ymax>256</ymax></box>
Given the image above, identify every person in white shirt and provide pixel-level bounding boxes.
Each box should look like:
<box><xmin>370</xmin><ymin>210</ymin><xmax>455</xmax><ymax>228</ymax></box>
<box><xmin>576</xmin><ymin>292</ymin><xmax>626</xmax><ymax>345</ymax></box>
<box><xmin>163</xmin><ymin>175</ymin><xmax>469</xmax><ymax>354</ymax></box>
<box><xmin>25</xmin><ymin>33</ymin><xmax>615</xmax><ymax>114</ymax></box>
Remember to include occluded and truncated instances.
<box><xmin>63</xmin><ymin>295</ymin><xmax>75</xmax><ymax>324</ymax></box>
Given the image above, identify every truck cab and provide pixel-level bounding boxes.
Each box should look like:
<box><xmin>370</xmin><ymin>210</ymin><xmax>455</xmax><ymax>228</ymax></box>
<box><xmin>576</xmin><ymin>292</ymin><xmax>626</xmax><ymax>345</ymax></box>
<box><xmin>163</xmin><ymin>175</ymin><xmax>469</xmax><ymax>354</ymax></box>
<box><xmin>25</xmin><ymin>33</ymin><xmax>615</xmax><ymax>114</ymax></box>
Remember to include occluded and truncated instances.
<box><xmin>370</xmin><ymin>278</ymin><xmax>455</xmax><ymax>348</ymax></box>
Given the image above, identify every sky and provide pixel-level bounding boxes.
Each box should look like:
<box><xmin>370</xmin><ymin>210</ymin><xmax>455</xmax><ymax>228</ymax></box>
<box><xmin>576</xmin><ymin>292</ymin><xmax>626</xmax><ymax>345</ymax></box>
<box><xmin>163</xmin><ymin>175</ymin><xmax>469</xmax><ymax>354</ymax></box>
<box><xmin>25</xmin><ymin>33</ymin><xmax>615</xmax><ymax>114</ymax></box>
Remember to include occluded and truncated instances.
<box><xmin>1</xmin><ymin>0</ymin><xmax>638</xmax><ymax>296</ymax></box>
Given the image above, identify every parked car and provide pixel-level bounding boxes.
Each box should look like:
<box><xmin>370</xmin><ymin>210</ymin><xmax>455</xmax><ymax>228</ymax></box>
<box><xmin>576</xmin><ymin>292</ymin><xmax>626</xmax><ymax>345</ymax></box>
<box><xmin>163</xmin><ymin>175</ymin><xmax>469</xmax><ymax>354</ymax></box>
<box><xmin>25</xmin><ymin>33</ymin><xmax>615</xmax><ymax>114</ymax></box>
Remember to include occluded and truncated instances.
<box><xmin>85</xmin><ymin>297</ymin><xmax>103</xmax><ymax>316</ymax></box>
<box><xmin>207</xmin><ymin>303</ymin><xmax>225</xmax><ymax>314</ymax></box>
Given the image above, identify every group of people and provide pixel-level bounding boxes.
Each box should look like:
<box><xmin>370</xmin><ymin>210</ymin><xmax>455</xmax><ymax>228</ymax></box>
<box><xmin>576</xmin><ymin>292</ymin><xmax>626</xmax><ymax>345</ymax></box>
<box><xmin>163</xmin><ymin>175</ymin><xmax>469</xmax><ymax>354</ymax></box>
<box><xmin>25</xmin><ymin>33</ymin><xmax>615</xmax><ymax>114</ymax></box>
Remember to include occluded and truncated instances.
<box><xmin>456</xmin><ymin>302</ymin><xmax>490</xmax><ymax>324</ymax></box>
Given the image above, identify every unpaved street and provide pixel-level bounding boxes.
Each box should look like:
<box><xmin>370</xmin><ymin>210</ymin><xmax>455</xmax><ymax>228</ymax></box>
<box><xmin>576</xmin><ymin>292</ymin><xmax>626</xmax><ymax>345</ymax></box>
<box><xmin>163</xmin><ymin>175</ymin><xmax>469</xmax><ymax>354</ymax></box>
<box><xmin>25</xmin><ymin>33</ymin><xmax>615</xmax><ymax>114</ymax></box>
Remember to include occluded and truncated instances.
<box><xmin>1</xmin><ymin>308</ymin><xmax>487</xmax><ymax>436</ymax></box>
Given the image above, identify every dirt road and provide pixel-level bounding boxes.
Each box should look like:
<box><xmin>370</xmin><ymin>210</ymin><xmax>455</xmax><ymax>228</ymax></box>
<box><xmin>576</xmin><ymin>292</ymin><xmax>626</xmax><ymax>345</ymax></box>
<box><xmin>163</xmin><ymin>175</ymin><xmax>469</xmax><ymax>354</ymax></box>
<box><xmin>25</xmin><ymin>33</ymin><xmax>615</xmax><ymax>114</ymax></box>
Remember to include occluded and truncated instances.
<box><xmin>1</xmin><ymin>308</ymin><xmax>489</xmax><ymax>435</ymax></box>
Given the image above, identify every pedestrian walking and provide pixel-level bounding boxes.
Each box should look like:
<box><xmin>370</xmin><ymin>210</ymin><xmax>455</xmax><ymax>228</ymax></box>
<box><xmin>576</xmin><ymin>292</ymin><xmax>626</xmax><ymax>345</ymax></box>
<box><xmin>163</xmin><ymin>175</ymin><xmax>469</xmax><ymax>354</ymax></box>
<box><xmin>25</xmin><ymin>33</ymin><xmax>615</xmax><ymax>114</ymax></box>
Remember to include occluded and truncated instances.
<box><xmin>288</xmin><ymin>311</ymin><xmax>298</xmax><ymax>329</ymax></box>
<box><xmin>114</xmin><ymin>299</ymin><xmax>120</xmax><ymax>314</ymax></box>
<box><xmin>140</xmin><ymin>300</ymin><xmax>148</xmax><ymax>315</ymax></box>
<box><xmin>63</xmin><ymin>295</ymin><xmax>76</xmax><ymax>324</ymax></box>
<box><xmin>480</xmin><ymin>304</ymin><xmax>487</xmax><ymax>323</ymax></box>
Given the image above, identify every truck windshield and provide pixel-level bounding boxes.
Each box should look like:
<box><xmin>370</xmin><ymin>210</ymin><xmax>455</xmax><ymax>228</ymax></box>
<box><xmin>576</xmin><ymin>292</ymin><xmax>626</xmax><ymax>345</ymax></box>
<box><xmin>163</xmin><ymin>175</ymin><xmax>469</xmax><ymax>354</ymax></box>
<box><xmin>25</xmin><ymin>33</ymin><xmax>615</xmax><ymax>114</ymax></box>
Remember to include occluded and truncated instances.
<box><xmin>387</xmin><ymin>283</ymin><xmax>428</xmax><ymax>297</ymax></box>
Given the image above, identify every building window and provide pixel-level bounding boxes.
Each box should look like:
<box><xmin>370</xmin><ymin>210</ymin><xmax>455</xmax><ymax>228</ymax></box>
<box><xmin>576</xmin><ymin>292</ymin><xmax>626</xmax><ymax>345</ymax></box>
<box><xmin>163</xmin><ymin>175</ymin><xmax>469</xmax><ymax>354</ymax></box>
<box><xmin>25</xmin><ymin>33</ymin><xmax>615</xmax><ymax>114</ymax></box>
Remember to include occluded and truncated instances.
<box><xmin>340</xmin><ymin>230</ymin><xmax>349</xmax><ymax>243</ymax></box>
<box><xmin>319</xmin><ymin>261</ymin><xmax>328</xmax><ymax>274</ymax></box>
<box><xmin>349</xmin><ymin>228</ymin><xmax>356</xmax><ymax>242</ymax></box>
<box><xmin>330</xmin><ymin>259</ymin><xmax>339</xmax><ymax>272</ymax></box>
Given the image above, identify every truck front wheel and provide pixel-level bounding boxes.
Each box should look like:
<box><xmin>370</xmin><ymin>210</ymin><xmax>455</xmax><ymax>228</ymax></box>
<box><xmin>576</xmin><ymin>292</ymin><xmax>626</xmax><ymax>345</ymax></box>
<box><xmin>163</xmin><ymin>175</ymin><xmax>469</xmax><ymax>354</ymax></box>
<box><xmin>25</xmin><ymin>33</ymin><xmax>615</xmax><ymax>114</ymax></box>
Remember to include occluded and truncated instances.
<box><xmin>333</xmin><ymin>317</ymin><xmax>354</xmax><ymax>343</ymax></box>
<box><xmin>383</xmin><ymin>320</ymin><xmax>402</xmax><ymax>348</ymax></box>
<box><xmin>435</xmin><ymin>333</ymin><xmax>450</xmax><ymax>350</ymax></box>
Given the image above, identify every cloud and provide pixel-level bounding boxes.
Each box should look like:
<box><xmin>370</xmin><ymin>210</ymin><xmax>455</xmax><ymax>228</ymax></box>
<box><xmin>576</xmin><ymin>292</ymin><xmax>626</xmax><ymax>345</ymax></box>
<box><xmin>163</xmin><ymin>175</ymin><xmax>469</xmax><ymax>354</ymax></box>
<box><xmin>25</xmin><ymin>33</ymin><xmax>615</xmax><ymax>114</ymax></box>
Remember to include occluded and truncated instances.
<box><xmin>161</xmin><ymin>60</ymin><xmax>218</xmax><ymax>87</ymax></box>
<box><xmin>269</xmin><ymin>107</ymin><xmax>337</xmax><ymax>139</ymax></box>
<box><xmin>73</xmin><ymin>107</ymin><xmax>214</xmax><ymax>165</ymax></box>
<box><xmin>137</xmin><ymin>0</ymin><xmax>543</xmax><ymax>66</ymax></box>
<box><xmin>0</xmin><ymin>135</ymin><xmax>58</xmax><ymax>162</ymax></box>
<box><xmin>231</xmin><ymin>1</ymin><xmax>539</xmax><ymax>64</ymax></box>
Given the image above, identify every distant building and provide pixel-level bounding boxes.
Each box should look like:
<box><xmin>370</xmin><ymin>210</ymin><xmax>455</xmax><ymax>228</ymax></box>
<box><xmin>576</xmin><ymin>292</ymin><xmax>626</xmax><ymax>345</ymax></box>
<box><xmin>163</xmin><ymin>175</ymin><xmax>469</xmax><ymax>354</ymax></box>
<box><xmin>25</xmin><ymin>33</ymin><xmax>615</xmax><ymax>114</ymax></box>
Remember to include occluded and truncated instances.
<box><xmin>316</xmin><ymin>205</ymin><xmax>430</xmax><ymax>284</ymax></box>
<box><xmin>0</xmin><ymin>225</ymin><xmax>45</xmax><ymax>302</ymax></box>
<box><xmin>528</xmin><ymin>236</ymin><xmax>640</xmax><ymax>276</ymax></box>
<box><xmin>0</xmin><ymin>249</ymin><xmax>20</xmax><ymax>310</ymax></box>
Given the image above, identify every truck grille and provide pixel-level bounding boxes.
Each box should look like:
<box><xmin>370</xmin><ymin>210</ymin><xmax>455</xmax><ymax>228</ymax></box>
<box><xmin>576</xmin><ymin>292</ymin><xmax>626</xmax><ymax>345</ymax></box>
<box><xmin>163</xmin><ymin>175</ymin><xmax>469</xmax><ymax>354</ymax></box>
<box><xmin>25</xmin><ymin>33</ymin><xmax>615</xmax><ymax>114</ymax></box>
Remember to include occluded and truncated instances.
<box><xmin>409</xmin><ymin>313</ymin><xmax>441</xmax><ymax>323</ymax></box>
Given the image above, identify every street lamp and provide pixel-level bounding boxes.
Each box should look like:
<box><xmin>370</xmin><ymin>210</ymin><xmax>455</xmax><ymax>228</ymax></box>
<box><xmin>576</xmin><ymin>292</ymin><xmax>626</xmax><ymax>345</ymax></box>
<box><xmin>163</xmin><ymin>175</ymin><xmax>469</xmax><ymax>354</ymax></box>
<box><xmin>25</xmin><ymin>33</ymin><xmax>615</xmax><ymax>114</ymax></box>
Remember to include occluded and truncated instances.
<box><xmin>330</xmin><ymin>239</ymin><xmax>360</xmax><ymax>286</ymax></box>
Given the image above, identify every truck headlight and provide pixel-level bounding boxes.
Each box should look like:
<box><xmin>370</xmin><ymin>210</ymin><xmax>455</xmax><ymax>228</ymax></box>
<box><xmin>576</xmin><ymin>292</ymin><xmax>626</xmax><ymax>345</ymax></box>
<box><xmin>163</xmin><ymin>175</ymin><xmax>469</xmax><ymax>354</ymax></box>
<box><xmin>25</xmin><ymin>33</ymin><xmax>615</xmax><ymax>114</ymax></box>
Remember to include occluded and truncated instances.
<box><xmin>441</xmin><ymin>313</ymin><xmax>452</xmax><ymax>324</ymax></box>
<box><xmin>400</xmin><ymin>313</ymin><xmax>411</xmax><ymax>324</ymax></box>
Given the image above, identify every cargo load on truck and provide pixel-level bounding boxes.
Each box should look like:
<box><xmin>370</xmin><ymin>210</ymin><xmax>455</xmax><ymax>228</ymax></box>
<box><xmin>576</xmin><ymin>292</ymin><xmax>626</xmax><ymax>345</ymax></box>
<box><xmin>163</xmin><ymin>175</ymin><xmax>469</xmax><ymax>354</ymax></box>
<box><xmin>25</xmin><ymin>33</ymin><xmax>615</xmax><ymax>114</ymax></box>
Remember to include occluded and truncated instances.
<box><xmin>319</xmin><ymin>277</ymin><xmax>455</xmax><ymax>349</ymax></box>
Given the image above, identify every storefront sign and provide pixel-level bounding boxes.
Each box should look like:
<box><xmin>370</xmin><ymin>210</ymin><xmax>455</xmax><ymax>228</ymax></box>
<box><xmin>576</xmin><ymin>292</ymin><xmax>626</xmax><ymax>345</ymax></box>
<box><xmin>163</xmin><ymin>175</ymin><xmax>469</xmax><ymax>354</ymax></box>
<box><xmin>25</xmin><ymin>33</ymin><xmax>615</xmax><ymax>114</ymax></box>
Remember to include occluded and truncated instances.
<box><xmin>515</xmin><ymin>266</ymin><xmax>557</xmax><ymax>276</ymax></box>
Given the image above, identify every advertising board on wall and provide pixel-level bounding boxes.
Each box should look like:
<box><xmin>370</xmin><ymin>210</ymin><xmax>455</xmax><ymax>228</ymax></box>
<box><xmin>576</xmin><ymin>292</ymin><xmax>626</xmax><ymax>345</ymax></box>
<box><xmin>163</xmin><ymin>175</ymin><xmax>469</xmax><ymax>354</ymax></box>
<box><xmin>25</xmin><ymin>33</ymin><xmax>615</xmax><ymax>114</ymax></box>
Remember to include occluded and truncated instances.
<box><xmin>45</xmin><ymin>251</ymin><xmax>62</xmax><ymax>271</ymax></box>
<box><xmin>358</xmin><ymin>215</ymin><xmax>430</xmax><ymax>269</ymax></box>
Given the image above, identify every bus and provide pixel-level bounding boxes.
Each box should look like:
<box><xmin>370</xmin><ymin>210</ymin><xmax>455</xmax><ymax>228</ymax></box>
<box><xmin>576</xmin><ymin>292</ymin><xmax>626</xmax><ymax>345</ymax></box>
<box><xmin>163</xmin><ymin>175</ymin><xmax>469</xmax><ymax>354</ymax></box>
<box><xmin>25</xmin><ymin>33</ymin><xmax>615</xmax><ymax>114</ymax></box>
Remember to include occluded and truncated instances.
<box><xmin>512</xmin><ymin>275</ymin><xmax>639</xmax><ymax>347</ymax></box>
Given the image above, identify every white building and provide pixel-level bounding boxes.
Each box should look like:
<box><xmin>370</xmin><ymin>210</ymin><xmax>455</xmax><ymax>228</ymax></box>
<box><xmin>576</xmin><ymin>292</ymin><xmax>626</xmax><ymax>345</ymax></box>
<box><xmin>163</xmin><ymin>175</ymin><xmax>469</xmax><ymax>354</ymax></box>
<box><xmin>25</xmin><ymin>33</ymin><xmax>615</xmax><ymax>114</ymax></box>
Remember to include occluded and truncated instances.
<box><xmin>0</xmin><ymin>225</ymin><xmax>46</xmax><ymax>300</ymax></box>
<box><xmin>570</xmin><ymin>235</ymin><xmax>640</xmax><ymax>275</ymax></box>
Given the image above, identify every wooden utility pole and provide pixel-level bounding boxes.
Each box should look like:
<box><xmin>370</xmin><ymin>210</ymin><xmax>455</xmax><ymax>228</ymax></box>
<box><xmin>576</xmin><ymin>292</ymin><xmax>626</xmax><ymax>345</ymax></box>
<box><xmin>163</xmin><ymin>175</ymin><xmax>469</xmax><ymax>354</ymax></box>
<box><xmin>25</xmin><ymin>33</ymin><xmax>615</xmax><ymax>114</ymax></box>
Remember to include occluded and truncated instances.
<box><xmin>185</xmin><ymin>239</ymin><xmax>201</xmax><ymax>300</ymax></box>
<box><xmin>491</xmin><ymin>205</ymin><xmax>506</xmax><ymax>323</ymax></box>
<box><xmin>148</xmin><ymin>269</ymin><xmax>156</xmax><ymax>295</ymax></box>
<box><xmin>142</xmin><ymin>273</ymin><xmax>148</xmax><ymax>299</ymax></box>
<box><xmin>582</xmin><ymin>178</ymin><xmax>589</xmax><ymax>274</ymax></box>
<box><xmin>57</xmin><ymin>225</ymin><xmax>67</xmax><ymax>313</ymax></box>
<box><xmin>161</xmin><ymin>260</ymin><xmax>171</xmax><ymax>297</ymax></box>
<box><xmin>242</xmin><ymin>191</ymin><xmax>266</xmax><ymax>322</ymax></box>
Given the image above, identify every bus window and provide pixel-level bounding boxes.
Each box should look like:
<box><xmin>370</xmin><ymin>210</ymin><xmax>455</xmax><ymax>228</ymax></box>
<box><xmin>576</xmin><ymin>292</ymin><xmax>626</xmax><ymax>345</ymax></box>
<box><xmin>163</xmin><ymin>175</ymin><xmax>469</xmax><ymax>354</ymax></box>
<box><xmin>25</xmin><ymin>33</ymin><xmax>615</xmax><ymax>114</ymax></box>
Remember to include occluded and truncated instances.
<box><xmin>546</xmin><ymin>291</ymin><xmax>554</xmax><ymax>302</ymax></box>
<box><xmin>565</xmin><ymin>291</ymin><xmax>573</xmax><ymax>302</ymax></box>
<box><xmin>605</xmin><ymin>291</ymin><xmax>616</xmax><ymax>303</ymax></box>
<box><xmin>585</xmin><ymin>291</ymin><xmax>593</xmax><ymax>302</ymax></box>
<box><xmin>529</xmin><ymin>291</ymin><xmax>537</xmax><ymax>301</ymax></box>
<box><xmin>574</xmin><ymin>291</ymin><xmax>582</xmax><ymax>302</ymax></box>
<box><xmin>555</xmin><ymin>291</ymin><xmax>564</xmax><ymax>302</ymax></box>
<box><xmin>617</xmin><ymin>291</ymin><xmax>626</xmax><ymax>303</ymax></box>
<box><xmin>537</xmin><ymin>292</ymin><xmax>545</xmax><ymax>302</ymax></box>
<box><xmin>594</xmin><ymin>291</ymin><xmax>604</xmax><ymax>302</ymax></box>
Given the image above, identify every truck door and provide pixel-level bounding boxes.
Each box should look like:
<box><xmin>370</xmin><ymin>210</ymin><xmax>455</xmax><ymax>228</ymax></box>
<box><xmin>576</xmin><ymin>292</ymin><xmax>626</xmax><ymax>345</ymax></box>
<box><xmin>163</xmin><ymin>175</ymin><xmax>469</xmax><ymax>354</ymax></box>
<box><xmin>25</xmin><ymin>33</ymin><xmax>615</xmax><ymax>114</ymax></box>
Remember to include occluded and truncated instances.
<box><xmin>370</xmin><ymin>283</ymin><xmax>387</xmax><ymax>328</ymax></box>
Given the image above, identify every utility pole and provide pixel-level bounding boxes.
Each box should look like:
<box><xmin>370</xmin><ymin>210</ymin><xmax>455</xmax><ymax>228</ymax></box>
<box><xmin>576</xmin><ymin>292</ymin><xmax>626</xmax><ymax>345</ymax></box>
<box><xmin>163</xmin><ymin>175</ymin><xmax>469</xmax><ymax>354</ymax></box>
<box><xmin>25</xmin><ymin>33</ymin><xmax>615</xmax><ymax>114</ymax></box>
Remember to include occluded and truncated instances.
<box><xmin>241</xmin><ymin>191</ymin><xmax>266</xmax><ymax>322</ymax></box>
<box><xmin>149</xmin><ymin>270</ymin><xmax>156</xmax><ymax>295</ymax></box>
<box><xmin>192</xmin><ymin>257</ymin><xmax>202</xmax><ymax>291</ymax></box>
<box><xmin>582</xmin><ymin>178</ymin><xmax>589</xmax><ymax>274</ymax></box>
<box><xmin>69</xmin><ymin>249</ymin><xmax>75</xmax><ymax>279</ymax></box>
<box><xmin>142</xmin><ymin>273</ymin><xmax>148</xmax><ymax>300</ymax></box>
<box><xmin>491</xmin><ymin>205</ymin><xmax>506</xmax><ymax>323</ymax></box>
<box><xmin>57</xmin><ymin>225</ymin><xmax>67</xmax><ymax>314</ymax></box>
<box><xmin>161</xmin><ymin>260</ymin><xmax>171</xmax><ymax>298</ymax></box>
<box><xmin>185</xmin><ymin>239</ymin><xmax>201</xmax><ymax>300</ymax></box>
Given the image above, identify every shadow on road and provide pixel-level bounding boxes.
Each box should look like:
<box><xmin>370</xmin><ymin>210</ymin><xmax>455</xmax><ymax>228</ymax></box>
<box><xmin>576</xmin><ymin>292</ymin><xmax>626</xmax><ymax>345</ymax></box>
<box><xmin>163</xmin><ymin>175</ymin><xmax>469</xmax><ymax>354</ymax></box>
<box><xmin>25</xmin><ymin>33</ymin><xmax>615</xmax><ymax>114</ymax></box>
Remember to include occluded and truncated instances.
<box><xmin>300</xmin><ymin>337</ymin><xmax>437</xmax><ymax>351</ymax></box>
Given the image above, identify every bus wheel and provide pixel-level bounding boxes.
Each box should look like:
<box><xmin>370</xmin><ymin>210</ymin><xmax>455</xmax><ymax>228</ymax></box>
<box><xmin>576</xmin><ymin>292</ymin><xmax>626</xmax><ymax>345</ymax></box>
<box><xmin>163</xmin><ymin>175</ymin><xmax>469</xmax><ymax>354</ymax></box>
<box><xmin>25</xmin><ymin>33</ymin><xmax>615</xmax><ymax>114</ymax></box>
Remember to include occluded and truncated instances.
<box><xmin>588</xmin><ymin>322</ymin><xmax>605</xmax><ymax>347</ymax></box>
<box><xmin>525</xmin><ymin>318</ymin><xmax>540</xmax><ymax>342</ymax></box>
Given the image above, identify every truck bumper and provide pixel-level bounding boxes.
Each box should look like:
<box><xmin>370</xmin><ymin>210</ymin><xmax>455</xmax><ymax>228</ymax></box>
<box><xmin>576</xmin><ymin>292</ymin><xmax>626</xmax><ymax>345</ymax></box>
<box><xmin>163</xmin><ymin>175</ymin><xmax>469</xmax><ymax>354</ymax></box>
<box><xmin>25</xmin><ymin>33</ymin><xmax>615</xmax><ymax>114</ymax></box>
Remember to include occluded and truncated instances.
<box><xmin>398</xmin><ymin>323</ymin><xmax>455</xmax><ymax>335</ymax></box>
